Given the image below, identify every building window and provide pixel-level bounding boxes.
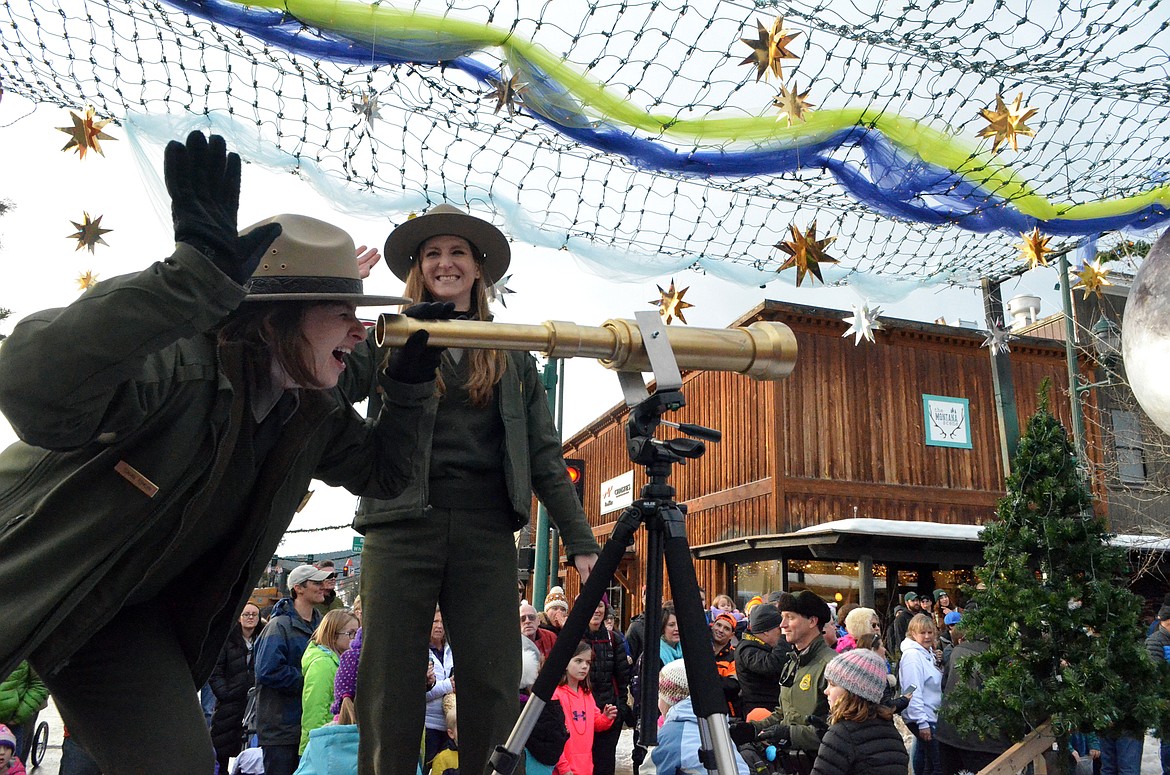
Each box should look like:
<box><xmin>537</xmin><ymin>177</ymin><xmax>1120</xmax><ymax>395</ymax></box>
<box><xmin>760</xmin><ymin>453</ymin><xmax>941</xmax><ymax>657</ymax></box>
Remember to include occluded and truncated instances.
<box><xmin>1110</xmin><ymin>409</ymin><xmax>1147</xmax><ymax>486</ymax></box>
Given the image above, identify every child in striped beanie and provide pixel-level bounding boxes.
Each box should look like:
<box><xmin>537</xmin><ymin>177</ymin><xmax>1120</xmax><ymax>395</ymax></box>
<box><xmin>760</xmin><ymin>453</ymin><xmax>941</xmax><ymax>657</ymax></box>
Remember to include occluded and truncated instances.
<box><xmin>816</xmin><ymin>649</ymin><xmax>909</xmax><ymax>774</ymax></box>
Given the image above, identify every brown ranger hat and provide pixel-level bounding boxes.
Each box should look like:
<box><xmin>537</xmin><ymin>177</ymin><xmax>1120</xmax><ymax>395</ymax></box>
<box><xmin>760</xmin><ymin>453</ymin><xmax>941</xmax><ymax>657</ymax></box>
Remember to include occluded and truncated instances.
<box><xmin>240</xmin><ymin>214</ymin><xmax>409</xmax><ymax>307</ymax></box>
<box><xmin>383</xmin><ymin>204</ymin><xmax>511</xmax><ymax>285</ymax></box>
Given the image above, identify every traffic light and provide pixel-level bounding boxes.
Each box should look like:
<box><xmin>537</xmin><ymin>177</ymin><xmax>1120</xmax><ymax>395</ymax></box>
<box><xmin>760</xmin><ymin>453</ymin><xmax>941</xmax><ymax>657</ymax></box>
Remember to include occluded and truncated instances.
<box><xmin>565</xmin><ymin>458</ymin><xmax>585</xmax><ymax>504</ymax></box>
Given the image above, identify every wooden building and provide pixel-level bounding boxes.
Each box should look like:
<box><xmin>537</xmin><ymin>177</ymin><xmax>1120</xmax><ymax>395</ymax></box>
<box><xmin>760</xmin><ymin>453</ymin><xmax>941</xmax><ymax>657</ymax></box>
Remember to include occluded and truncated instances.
<box><xmin>548</xmin><ymin>298</ymin><xmax>1105</xmax><ymax>625</ymax></box>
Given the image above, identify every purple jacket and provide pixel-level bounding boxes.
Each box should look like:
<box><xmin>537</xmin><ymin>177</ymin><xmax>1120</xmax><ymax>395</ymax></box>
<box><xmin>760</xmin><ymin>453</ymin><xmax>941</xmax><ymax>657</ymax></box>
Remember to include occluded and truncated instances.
<box><xmin>331</xmin><ymin>627</ymin><xmax>362</xmax><ymax>715</ymax></box>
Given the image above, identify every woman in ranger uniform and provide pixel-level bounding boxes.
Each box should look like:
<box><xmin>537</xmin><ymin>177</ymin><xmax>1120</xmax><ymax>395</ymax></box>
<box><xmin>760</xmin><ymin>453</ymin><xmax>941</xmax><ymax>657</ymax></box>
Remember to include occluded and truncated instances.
<box><xmin>0</xmin><ymin>131</ymin><xmax>438</xmax><ymax>774</ymax></box>
<box><xmin>342</xmin><ymin>204</ymin><xmax>601</xmax><ymax>775</ymax></box>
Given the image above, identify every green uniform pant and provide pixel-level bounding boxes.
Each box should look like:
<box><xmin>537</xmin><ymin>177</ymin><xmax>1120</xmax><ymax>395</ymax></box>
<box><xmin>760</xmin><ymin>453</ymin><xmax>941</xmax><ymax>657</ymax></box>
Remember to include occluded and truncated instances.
<box><xmin>358</xmin><ymin>505</ymin><xmax>521</xmax><ymax>775</ymax></box>
<box><xmin>33</xmin><ymin>602</ymin><xmax>214</xmax><ymax>774</ymax></box>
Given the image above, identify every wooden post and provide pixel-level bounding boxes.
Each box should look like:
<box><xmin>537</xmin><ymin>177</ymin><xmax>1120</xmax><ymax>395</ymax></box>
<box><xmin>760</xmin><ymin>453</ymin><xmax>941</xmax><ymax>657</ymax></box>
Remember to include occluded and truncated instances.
<box><xmin>859</xmin><ymin>554</ymin><xmax>874</xmax><ymax>608</ymax></box>
<box><xmin>978</xmin><ymin>721</ymin><xmax>1055</xmax><ymax>775</ymax></box>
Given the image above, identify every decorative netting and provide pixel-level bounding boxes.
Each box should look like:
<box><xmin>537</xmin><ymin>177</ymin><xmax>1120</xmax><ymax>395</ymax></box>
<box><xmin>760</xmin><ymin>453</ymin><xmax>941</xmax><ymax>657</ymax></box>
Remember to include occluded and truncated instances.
<box><xmin>2</xmin><ymin>0</ymin><xmax>1168</xmax><ymax>293</ymax></box>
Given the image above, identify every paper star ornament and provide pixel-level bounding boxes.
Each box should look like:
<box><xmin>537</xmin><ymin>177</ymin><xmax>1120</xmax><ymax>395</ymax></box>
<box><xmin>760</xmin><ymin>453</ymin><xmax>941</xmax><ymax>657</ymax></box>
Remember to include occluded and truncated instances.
<box><xmin>68</xmin><ymin>212</ymin><xmax>112</xmax><ymax>253</ymax></box>
<box><xmin>650</xmin><ymin>279</ymin><xmax>694</xmax><ymax>325</ymax></box>
<box><xmin>773</xmin><ymin>82</ymin><xmax>814</xmax><ymax>126</ymax></box>
<box><xmin>486</xmin><ymin>68</ymin><xmax>525</xmax><ymax>116</ymax></box>
<box><xmin>842</xmin><ymin>303</ymin><xmax>883</xmax><ymax>345</ymax></box>
<box><xmin>981</xmin><ymin>318</ymin><xmax>1015</xmax><ymax>356</ymax></box>
<box><xmin>58</xmin><ymin>107</ymin><xmax>116</xmax><ymax>159</ymax></box>
<box><xmin>489</xmin><ymin>273</ymin><xmax>516</xmax><ymax>308</ymax></box>
<box><xmin>1016</xmin><ymin>227</ymin><xmax>1053</xmax><ymax>270</ymax></box>
<box><xmin>1073</xmin><ymin>258</ymin><xmax>1113</xmax><ymax>300</ymax></box>
<box><xmin>776</xmin><ymin>221</ymin><xmax>838</xmax><ymax>287</ymax></box>
<box><xmin>977</xmin><ymin>92</ymin><xmax>1037</xmax><ymax>153</ymax></box>
<box><xmin>77</xmin><ymin>270</ymin><xmax>99</xmax><ymax>291</ymax></box>
<box><xmin>352</xmin><ymin>91</ymin><xmax>384</xmax><ymax>127</ymax></box>
<box><xmin>739</xmin><ymin>17</ymin><xmax>801</xmax><ymax>82</ymax></box>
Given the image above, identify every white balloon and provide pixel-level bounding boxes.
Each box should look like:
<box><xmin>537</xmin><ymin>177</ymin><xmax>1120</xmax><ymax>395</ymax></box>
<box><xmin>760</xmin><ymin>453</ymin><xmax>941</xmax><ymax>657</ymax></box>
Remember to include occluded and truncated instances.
<box><xmin>1122</xmin><ymin>227</ymin><xmax>1170</xmax><ymax>435</ymax></box>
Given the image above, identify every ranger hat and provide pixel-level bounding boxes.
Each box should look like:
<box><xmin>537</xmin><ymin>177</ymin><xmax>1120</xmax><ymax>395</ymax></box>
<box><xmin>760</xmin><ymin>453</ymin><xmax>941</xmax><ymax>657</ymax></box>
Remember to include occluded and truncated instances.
<box><xmin>288</xmin><ymin>564</ymin><xmax>335</xmax><ymax>587</ymax></box>
<box><xmin>383</xmin><ymin>204</ymin><xmax>511</xmax><ymax>285</ymax></box>
<box><xmin>241</xmin><ymin>214</ymin><xmax>408</xmax><ymax>307</ymax></box>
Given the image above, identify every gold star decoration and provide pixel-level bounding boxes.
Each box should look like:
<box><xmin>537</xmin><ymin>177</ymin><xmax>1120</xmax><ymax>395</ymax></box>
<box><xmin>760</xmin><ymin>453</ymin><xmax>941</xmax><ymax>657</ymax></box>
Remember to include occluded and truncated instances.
<box><xmin>76</xmin><ymin>270</ymin><xmax>99</xmax><ymax>291</ymax></box>
<box><xmin>57</xmin><ymin>107</ymin><xmax>116</xmax><ymax>160</ymax></box>
<box><xmin>486</xmin><ymin>68</ymin><xmax>525</xmax><ymax>116</ymax></box>
<box><xmin>773</xmin><ymin>81</ymin><xmax>815</xmax><ymax>126</ymax></box>
<box><xmin>352</xmin><ymin>91</ymin><xmax>384</xmax><ymax>127</ymax></box>
<box><xmin>1073</xmin><ymin>258</ymin><xmax>1114</xmax><ymax>300</ymax></box>
<box><xmin>976</xmin><ymin>92</ymin><xmax>1037</xmax><ymax>153</ymax></box>
<box><xmin>649</xmin><ymin>279</ymin><xmax>695</xmax><ymax>325</ymax></box>
<box><xmin>1016</xmin><ymin>227</ymin><xmax>1053</xmax><ymax>270</ymax></box>
<box><xmin>739</xmin><ymin>17</ymin><xmax>801</xmax><ymax>82</ymax></box>
<box><xmin>775</xmin><ymin>220</ymin><xmax>839</xmax><ymax>287</ymax></box>
<box><xmin>842</xmin><ymin>303</ymin><xmax>883</xmax><ymax>345</ymax></box>
<box><xmin>68</xmin><ymin>212</ymin><xmax>113</xmax><ymax>253</ymax></box>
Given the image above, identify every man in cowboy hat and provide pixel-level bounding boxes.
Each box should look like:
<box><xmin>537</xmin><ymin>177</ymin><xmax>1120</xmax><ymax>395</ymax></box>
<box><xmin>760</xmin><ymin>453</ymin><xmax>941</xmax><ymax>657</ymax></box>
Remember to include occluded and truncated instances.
<box><xmin>339</xmin><ymin>203</ymin><xmax>600</xmax><ymax>775</ymax></box>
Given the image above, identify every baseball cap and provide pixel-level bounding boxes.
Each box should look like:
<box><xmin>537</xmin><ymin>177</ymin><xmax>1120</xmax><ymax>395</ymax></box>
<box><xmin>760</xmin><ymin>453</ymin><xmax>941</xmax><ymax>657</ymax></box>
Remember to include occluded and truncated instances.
<box><xmin>288</xmin><ymin>564</ymin><xmax>334</xmax><ymax>587</ymax></box>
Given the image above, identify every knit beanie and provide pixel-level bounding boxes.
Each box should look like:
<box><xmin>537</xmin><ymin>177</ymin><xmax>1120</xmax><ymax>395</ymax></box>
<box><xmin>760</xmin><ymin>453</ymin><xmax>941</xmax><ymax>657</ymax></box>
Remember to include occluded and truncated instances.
<box><xmin>0</xmin><ymin>724</ymin><xmax>14</xmax><ymax>752</ymax></box>
<box><xmin>824</xmin><ymin>648</ymin><xmax>888</xmax><ymax>704</ymax></box>
<box><xmin>714</xmin><ymin>613</ymin><xmax>737</xmax><ymax>630</ymax></box>
<box><xmin>748</xmin><ymin>603</ymin><xmax>782</xmax><ymax>634</ymax></box>
<box><xmin>843</xmin><ymin>607</ymin><xmax>877</xmax><ymax>640</ymax></box>
<box><xmin>933</xmin><ymin>588</ymin><xmax>948</xmax><ymax>601</ymax></box>
<box><xmin>658</xmin><ymin>658</ymin><xmax>690</xmax><ymax>709</ymax></box>
<box><xmin>544</xmin><ymin>586</ymin><xmax>569</xmax><ymax>613</ymax></box>
<box><xmin>743</xmin><ymin>595</ymin><xmax>763</xmax><ymax>617</ymax></box>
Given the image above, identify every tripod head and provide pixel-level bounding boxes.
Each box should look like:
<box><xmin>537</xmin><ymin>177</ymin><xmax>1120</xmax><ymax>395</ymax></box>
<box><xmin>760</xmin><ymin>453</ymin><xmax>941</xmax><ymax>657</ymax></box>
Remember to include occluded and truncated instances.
<box><xmin>626</xmin><ymin>388</ymin><xmax>722</xmax><ymax>467</ymax></box>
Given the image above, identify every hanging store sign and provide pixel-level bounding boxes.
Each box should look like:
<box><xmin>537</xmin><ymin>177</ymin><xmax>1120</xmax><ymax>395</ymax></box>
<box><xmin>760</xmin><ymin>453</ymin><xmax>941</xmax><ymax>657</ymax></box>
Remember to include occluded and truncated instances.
<box><xmin>922</xmin><ymin>394</ymin><xmax>972</xmax><ymax>449</ymax></box>
<box><xmin>600</xmin><ymin>470</ymin><xmax>635</xmax><ymax>515</ymax></box>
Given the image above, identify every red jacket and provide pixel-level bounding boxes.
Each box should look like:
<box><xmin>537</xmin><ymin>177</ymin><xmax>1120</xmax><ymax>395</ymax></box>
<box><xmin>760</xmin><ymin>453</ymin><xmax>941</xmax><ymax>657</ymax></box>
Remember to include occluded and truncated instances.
<box><xmin>552</xmin><ymin>683</ymin><xmax>613</xmax><ymax>775</ymax></box>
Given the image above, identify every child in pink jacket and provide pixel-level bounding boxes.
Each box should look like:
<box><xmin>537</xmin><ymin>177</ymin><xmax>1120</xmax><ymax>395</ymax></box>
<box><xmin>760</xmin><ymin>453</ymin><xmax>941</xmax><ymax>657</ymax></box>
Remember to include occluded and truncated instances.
<box><xmin>552</xmin><ymin>642</ymin><xmax>617</xmax><ymax>775</ymax></box>
<box><xmin>0</xmin><ymin>726</ymin><xmax>27</xmax><ymax>775</ymax></box>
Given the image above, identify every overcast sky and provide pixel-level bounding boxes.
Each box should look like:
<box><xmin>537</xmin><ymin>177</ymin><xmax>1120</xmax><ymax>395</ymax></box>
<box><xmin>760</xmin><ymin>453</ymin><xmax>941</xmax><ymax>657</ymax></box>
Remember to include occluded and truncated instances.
<box><xmin>0</xmin><ymin>92</ymin><xmax>1070</xmax><ymax>555</ymax></box>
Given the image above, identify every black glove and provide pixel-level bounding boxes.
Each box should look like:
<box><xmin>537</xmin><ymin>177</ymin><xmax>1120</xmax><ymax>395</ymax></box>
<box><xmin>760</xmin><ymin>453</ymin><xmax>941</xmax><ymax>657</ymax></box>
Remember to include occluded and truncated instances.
<box><xmin>806</xmin><ymin>715</ymin><xmax>829</xmax><ymax>738</ymax></box>
<box><xmin>887</xmin><ymin>694</ymin><xmax>911</xmax><ymax>714</ymax></box>
<box><xmin>402</xmin><ymin>302</ymin><xmax>457</xmax><ymax>321</ymax></box>
<box><xmin>163</xmin><ymin>130</ymin><xmax>280</xmax><ymax>284</ymax></box>
<box><xmin>619</xmin><ymin>701</ymin><xmax>636</xmax><ymax>728</ymax></box>
<box><xmin>757</xmin><ymin>724</ymin><xmax>790</xmax><ymax>746</ymax></box>
<box><xmin>385</xmin><ymin>330</ymin><xmax>442</xmax><ymax>384</ymax></box>
<box><xmin>728</xmin><ymin>721</ymin><xmax>757</xmax><ymax>746</ymax></box>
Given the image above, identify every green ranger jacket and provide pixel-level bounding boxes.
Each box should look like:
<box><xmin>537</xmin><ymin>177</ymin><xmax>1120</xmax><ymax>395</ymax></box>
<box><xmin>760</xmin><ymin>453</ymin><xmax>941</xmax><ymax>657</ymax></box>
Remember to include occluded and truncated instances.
<box><xmin>340</xmin><ymin>338</ymin><xmax>601</xmax><ymax>560</ymax></box>
<box><xmin>0</xmin><ymin>245</ymin><xmax>434</xmax><ymax>684</ymax></box>
<box><xmin>753</xmin><ymin>636</ymin><xmax>834</xmax><ymax>754</ymax></box>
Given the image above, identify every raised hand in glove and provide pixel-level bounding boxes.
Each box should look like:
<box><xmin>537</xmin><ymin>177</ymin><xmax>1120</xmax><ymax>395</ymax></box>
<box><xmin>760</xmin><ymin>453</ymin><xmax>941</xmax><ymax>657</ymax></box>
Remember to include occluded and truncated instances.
<box><xmin>728</xmin><ymin>721</ymin><xmax>757</xmax><ymax>746</ymax></box>
<box><xmin>756</xmin><ymin>724</ymin><xmax>790</xmax><ymax>746</ymax></box>
<box><xmin>383</xmin><ymin>302</ymin><xmax>457</xmax><ymax>384</ymax></box>
<box><xmin>163</xmin><ymin>130</ymin><xmax>281</xmax><ymax>284</ymax></box>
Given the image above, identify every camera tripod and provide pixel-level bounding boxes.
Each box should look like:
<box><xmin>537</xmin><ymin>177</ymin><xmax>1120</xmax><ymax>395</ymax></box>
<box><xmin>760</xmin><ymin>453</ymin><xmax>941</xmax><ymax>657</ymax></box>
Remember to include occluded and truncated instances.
<box><xmin>487</xmin><ymin>386</ymin><xmax>740</xmax><ymax>775</ymax></box>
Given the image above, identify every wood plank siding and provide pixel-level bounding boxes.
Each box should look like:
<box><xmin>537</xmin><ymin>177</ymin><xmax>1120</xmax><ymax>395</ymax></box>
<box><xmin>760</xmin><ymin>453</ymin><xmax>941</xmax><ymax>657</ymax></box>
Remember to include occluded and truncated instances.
<box><xmin>548</xmin><ymin>300</ymin><xmax>1100</xmax><ymax>612</ymax></box>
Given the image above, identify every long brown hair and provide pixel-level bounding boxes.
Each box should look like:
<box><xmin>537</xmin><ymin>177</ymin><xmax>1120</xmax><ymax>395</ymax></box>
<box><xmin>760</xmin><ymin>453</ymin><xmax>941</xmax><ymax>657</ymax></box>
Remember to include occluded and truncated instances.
<box><xmin>218</xmin><ymin>300</ymin><xmax>324</xmax><ymax>389</ymax></box>
<box><xmin>402</xmin><ymin>250</ymin><xmax>507</xmax><ymax>407</ymax></box>
<box><xmin>828</xmin><ymin>685</ymin><xmax>894</xmax><ymax>724</ymax></box>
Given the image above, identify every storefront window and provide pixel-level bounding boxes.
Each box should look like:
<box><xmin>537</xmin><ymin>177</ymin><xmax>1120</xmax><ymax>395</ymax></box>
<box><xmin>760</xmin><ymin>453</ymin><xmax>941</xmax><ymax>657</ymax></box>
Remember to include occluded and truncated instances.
<box><xmin>787</xmin><ymin>560</ymin><xmax>861</xmax><ymax>608</ymax></box>
<box><xmin>734</xmin><ymin>560</ymin><xmax>783</xmax><ymax>610</ymax></box>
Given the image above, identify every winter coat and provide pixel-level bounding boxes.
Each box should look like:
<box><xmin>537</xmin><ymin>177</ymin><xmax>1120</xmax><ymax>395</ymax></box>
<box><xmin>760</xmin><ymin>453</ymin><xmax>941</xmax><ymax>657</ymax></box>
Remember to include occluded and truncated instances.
<box><xmin>834</xmin><ymin>634</ymin><xmax>857</xmax><ymax>653</ymax></box>
<box><xmin>651</xmin><ymin>697</ymin><xmax>750</xmax><ymax>775</ymax></box>
<box><xmin>2</xmin><ymin>756</ymin><xmax>27</xmax><ymax>775</ymax></box>
<box><xmin>0</xmin><ymin>662</ymin><xmax>48</xmax><ymax>726</ymax></box>
<box><xmin>886</xmin><ymin>607</ymin><xmax>910</xmax><ymax>655</ymax></box>
<box><xmin>624</xmin><ymin>615</ymin><xmax>646</xmax><ymax>665</ymax></box>
<box><xmin>897</xmin><ymin>638</ymin><xmax>942</xmax><ymax>731</ymax></box>
<box><xmin>552</xmin><ymin>683</ymin><xmax>613</xmax><ymax>775</ymax></box>
<box><xmin>0</xmin><ymin>246</ymin><xmax>433</xmax><ymax>684</ymax></box>
<box><xmin>754</xmin><ymin>638</ymin><xmax>834</xmax><ymax>754</ymax></box>
<box><xmin>340</xmin><ymin>338</ymin><xmax>601</xmax><ymax>560</ymax></box>
<box><xmin>734</xmin><ymin>634</ymin><xmax>790</xmax><ymax>713</ymax></box>
<box><xmin>332</xmin><ymin>627</ymin><xmax>362</xmax><ymax>714</ymax></box>
<box><xmin>254</xmin><ymin>599</ymin><xmax>321</xmax><ymax>747</ymax></box>
<box><xmin>713</xmin><ymin>642</ymin><xmax>740</xmax><ymax>717</ymax></box>
<box><xmin>299</xmin><ymin>642</ymin><xmax>341</xmax><ymax>754</ymax></box>
<box><xmin>1146</xmin><ymin>623</ymin><xmax>1170</xmax><ymax>664</ymax></box>
<box><xmin>584</xmin><ymin>626</ymin><xmax>630</xmax><ymax>710</ymax></box>
<box><xmin>523</xmin><ymin>693</ymin><xmax>569</xmax><ymax>766</ymax></box>
<box><xmin>934</xmin><ymin>640</ymin><xmax>1012</xmax><ymax>755</ymax></box>
<box><xmin>209</xmin><ymin>624</ymin><xmax>257</xmax><ymax>757</ymax></box>
<box><xmin>809</xmin><ymin>717</ymin><xmax>909</xmax><ymax>775</ymax></box>
<box><xmin>426</xmin><ymin>642</ymin><xmax>455</xmax><ymax>732</ymax></box>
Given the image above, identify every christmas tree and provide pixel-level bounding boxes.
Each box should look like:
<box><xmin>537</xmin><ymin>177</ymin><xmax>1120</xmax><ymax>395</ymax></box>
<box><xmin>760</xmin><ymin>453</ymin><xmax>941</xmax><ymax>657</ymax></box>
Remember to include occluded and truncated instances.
<box><xmin>944</xmin><ymin>380</ymin><xmax>1167</xmax><ymax>756</ymax></box>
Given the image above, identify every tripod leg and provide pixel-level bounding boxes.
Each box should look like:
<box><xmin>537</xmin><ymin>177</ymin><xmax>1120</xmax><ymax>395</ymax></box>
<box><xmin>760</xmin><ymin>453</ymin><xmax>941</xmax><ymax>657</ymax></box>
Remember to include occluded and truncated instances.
<box><xmin>485</xmin><ymin>505</ymin><xmax>644</xmax><ymax>775</ymax></box>
<box><xmin>661</xmin><ymin>505</ymin><xmax>740</xmax><ymax>775</ymax></box>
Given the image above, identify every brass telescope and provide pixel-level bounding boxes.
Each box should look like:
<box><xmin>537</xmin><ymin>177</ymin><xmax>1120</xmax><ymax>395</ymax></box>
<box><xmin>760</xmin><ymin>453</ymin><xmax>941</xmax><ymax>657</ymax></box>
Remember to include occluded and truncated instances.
<box><xmin>374</xmin><ymin>315</ymin><xmax>798</xmax><ymax>381</ymax></box>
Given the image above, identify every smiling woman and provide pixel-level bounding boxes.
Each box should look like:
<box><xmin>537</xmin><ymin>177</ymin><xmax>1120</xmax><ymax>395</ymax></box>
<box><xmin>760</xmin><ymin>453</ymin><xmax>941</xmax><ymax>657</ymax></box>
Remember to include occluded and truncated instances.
<box><xmin>0</xmin><ymin>131</ymin><xmax>436</xmax><ymax>774</ymax></box>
